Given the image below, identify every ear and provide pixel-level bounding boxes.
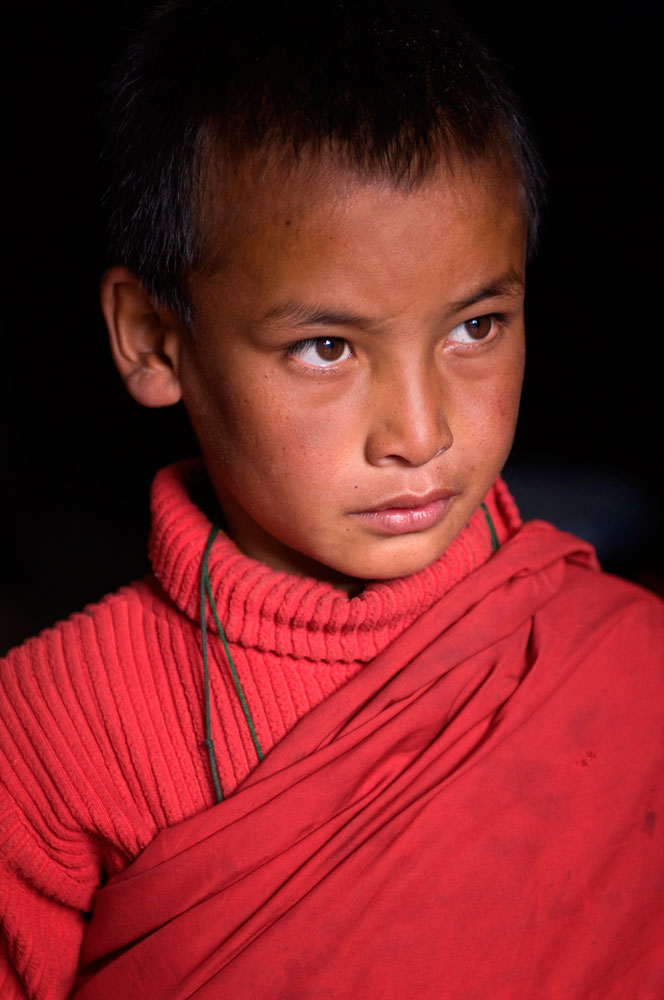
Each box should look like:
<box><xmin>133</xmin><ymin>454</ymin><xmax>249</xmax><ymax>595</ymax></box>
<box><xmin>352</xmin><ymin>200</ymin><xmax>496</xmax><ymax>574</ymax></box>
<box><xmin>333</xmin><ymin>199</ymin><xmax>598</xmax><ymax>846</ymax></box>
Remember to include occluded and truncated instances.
<box><xmin>100</xmin><ymin>266</ymin><xmax>184</xmax><ymax>408</ymax></box>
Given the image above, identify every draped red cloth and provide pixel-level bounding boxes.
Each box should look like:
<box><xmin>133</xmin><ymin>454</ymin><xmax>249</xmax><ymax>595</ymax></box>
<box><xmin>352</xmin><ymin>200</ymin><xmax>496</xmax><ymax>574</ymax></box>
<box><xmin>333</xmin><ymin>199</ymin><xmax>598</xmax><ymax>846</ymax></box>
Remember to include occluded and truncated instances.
<box><xmin>73</xmin><ymin>522</ymin><xmax>664</xmax><ymax>999</ymax></box>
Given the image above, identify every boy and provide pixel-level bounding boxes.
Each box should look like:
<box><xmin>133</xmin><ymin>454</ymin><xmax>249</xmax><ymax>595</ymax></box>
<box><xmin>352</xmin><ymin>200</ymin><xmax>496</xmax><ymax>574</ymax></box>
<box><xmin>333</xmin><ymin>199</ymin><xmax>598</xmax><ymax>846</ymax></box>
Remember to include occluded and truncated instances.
<box><xmin>1</xmin><ymin>1</ymin><xmax>662</xmax><ymax>997</ymax></box>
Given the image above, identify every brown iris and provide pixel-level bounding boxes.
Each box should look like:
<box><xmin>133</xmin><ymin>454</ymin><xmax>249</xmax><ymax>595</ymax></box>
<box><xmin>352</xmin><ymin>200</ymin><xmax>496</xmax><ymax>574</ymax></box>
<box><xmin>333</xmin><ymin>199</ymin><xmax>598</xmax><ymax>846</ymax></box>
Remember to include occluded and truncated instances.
<box><xmin>314</xmin><ymin>337</ymin><xmax>347</xmax><ymax>361</ymax></box>
<box><xmin>463</xmin><ymin>316</ymin><xmax>494</xmax><ymax>339</ymax></box>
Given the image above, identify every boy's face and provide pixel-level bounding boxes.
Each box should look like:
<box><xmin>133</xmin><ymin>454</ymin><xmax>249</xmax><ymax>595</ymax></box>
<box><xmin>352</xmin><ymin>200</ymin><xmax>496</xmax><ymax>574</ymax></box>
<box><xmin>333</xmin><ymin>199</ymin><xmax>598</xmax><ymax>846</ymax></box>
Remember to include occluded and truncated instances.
<box><xmin>178</xmin><ymin>155</ymin><xmax>527</xmax><ymax>591</ymax></box>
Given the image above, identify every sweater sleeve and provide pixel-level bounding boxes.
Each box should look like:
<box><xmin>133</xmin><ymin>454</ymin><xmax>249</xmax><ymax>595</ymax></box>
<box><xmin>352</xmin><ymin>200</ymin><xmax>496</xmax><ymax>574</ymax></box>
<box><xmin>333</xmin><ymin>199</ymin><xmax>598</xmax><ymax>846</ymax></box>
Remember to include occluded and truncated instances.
<box><xmin>0</xmin><ymin>760</ymin><xmax>96</xmax><ymax>1000</ymax></box>
<box><xmin>0</xmin><ymin>860</ymin><xmax>86</xmax><ymax>1000</ymax></box>
<box><xmin>0</xmin><ymin>628</ymin><xmax>112</xmax><ymax>999</ymax></box>
<box><xmin>0</xmin><ymin>930</ymin><xmax>26</xmax><ymax>1000</ymax></box>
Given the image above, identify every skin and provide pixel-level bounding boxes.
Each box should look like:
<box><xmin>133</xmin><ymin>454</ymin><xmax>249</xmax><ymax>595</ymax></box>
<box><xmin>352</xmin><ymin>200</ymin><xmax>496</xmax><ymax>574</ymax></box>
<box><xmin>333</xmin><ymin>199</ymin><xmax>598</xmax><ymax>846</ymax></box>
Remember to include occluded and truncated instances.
<box><xmin>103</xmin><ymin>154</ymin><xmax>527</xmax><ymax>594</ymax></box>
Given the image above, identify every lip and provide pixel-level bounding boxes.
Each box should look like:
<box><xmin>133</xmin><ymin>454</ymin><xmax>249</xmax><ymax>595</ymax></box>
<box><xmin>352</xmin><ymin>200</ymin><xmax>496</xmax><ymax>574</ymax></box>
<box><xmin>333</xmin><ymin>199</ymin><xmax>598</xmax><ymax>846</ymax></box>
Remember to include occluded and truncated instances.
<box><xmin>350</xmin><ymin>488</ymin><xmax>457</xmax><ymax>536</ymax></box>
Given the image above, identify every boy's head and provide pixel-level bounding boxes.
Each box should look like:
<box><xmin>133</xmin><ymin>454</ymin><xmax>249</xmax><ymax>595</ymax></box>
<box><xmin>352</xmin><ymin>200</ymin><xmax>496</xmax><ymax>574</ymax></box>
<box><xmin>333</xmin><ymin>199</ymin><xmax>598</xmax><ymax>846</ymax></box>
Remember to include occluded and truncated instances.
<box><xmin>101</xmin><ymin>0</ymin><xmax>541</xmax><ymax>591</ymax></box>
<box><xmin>101</xmin><ymin>0</ymin><xmax>543</xmax><ymax>323</ymax></box>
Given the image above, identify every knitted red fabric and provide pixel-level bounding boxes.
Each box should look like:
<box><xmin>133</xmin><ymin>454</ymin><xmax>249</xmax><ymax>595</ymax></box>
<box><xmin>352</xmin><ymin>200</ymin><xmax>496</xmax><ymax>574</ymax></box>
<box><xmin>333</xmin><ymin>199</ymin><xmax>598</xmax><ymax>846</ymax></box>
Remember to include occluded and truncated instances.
<box><xmin>0</xmin><ymin>462</ymin><xmax>519</xmax><ymax>1000</ymax></box>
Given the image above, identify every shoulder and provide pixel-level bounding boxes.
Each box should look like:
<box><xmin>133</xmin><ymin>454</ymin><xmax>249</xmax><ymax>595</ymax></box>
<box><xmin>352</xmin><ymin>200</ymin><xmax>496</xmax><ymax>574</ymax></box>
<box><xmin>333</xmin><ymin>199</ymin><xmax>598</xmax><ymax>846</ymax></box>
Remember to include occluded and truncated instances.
<box><xmin>0</xmin><ymin>574</ymin><xmax>194</xmax><ymax>808</ymax></box>
<box><xmin>555</xmin><ymin>553</ymin><xmax>663</xmax><ymax>642</ymax></box>
<box><xmin>499</xmin><ymin>520</ymin><xmax>663</xmax><ymax>699</ymax></box>
<box><xmin>0</xmin><ymin>575</ymin><xmax>195</xmax><ymax>884</ymax></box>
<box><xmin>529</xmin><ymin>538</ymin><xmax>663</xmax><ymax>710</ymax></box>
<box><xmin>1</xmin><ymin>573</ymin><xmax>178</xmax><ymax>683</ymax></box>
<box><xmin>511</xmin><ymin>518</ymin><xmax>663</xmax><ymax>627</ymax></box>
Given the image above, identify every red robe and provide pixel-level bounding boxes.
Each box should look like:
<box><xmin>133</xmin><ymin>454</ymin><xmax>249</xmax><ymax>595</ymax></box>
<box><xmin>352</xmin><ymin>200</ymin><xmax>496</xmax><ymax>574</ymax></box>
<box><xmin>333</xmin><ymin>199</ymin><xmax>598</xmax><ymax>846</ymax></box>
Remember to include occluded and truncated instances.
<box><xmin>72</xmin><ymin>521</ymin><xmax>664</xmax><ymax>999</ymax></box>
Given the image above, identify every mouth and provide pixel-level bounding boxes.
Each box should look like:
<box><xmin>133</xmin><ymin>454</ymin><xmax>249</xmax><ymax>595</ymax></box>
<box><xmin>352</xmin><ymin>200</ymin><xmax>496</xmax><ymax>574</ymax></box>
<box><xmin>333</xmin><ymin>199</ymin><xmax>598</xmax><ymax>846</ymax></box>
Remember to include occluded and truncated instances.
<box><xmin>350</xmin><ymin>488</ymin><xmax>458</xmax><ymax>536</ymax></box>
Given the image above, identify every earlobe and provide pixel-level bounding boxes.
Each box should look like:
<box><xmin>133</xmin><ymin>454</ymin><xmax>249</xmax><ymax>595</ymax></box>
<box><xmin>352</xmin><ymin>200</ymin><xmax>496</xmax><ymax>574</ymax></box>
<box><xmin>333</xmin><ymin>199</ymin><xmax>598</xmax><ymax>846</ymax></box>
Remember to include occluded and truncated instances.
<box><xmin>100</xmin><ymin>266</ymin><xmax>184</xmax><ymax>408</ymax></box>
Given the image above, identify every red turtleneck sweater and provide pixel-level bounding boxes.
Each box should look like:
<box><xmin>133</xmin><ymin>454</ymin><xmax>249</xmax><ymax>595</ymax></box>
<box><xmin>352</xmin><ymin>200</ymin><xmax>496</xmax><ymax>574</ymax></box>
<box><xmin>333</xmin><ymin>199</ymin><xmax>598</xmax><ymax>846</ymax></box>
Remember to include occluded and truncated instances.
<box><xmin>0</xmin><ymin>463</ymin><xmax>521</xmax><ymax>999</ymax></box>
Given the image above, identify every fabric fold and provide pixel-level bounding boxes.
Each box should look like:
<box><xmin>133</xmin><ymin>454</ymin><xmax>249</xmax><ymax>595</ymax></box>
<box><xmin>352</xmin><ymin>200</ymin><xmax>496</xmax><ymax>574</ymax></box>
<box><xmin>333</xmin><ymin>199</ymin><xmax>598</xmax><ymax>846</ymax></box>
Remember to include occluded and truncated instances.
<box><xmin>72</xmin><ymin>521</ymin><xmax>664</xmax><ymax>999</ymax></box>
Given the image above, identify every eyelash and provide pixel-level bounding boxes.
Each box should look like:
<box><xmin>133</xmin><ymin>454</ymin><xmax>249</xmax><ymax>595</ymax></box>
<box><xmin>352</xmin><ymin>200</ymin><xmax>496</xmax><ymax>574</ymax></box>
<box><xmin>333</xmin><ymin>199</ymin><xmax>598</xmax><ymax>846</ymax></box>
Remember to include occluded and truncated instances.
<box><xmin>285</xmin><ymin>313</ymin><xmax>505</xmax><ymax>368</ymax></box>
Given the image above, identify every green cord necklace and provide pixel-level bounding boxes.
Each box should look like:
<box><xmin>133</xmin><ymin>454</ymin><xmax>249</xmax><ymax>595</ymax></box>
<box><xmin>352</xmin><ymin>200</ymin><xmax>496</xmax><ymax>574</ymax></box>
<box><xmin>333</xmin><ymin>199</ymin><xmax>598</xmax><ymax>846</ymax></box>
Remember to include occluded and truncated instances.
<box><xmin>199</xmin><ymin>524</ymin><xmax>263</xmax><ymax>804</ymax></box>
<box><xmin>198</xmin><ymin>505</ymin><xmax>499</xmax><ymax>803</ymax></box>
<box><xmin>480</xmin><ymin>502</ymin><xmax>500</xmax><ymax>553</ymax></box>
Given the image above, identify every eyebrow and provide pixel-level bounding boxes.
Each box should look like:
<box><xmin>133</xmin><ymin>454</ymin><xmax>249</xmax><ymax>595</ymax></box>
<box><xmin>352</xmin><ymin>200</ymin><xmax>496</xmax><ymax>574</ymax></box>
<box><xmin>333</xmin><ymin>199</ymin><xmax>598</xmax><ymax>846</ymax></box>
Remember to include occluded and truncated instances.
<box><xmin>261</xmin><ymin>268</ymin><xmax>525</xmax><ymax>330</ymax></box>
<box><xmin>447</xmin><ymin>268</ymin><xmax>525</xmax><ymax>314</ymax></box>
<box><xmin>261</xmin><ymin>301</ymin><xmax>374</xmax><ymax>329</ymax></box>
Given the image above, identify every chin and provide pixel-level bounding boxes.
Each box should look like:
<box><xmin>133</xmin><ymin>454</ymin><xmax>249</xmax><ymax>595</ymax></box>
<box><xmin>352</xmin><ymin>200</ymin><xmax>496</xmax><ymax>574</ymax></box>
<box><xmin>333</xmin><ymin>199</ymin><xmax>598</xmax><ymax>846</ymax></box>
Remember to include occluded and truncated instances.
<box><xmin>340</xmin><ymin>536</ymin><xmax>454</xmax><ymax>585</ymax></box>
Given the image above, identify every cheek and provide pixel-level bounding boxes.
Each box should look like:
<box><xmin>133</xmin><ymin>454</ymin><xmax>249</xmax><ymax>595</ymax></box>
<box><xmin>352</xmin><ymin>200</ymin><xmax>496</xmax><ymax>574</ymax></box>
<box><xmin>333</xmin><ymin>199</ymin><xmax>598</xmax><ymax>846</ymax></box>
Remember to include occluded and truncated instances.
<box><xmin>254</xmin><ymin>373</ymin><xmax>362</xmax><ymax>446</ymax></box>
<box><xmin>448</xmin><ymin>353</ymin><xmax>524</xmax><ymax>458</ymax></box>
<box><xmin>221</xmin><ymin>381</ymin><xmax>359</xmax><ymax>493</ymax></box>
<box><xmin>483</xmin><ymin>339</ymin><xmax>525</xmax><ymax>425</ymax></box>
<box><xmin>485</xmin><ymin>369</ymin><xmax>523</xmax><ymax>428</ymax></box>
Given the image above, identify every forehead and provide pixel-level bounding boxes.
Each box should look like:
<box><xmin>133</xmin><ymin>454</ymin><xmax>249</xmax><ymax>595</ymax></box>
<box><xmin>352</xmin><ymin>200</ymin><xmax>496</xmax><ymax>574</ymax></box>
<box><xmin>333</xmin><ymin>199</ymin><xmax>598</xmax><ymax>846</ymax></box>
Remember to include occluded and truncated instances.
<box><xmin>206</xmin><ymin>147</ymin><xmax>523</xmax><ymax>240</ymax></box>
<box><xmin>191</xmin><ymin>152</ymin><xmax>527</xmax><ymax>323</ymax></box>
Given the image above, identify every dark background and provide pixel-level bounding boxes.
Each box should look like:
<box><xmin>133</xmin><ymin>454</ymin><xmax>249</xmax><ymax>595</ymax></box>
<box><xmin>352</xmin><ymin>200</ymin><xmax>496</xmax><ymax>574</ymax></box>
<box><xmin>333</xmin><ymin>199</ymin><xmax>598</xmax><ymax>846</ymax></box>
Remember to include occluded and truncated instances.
<box><xmin>3</xmin><ymin>2</ymin><xmax>661</xmax><ymax>655</ymax></box>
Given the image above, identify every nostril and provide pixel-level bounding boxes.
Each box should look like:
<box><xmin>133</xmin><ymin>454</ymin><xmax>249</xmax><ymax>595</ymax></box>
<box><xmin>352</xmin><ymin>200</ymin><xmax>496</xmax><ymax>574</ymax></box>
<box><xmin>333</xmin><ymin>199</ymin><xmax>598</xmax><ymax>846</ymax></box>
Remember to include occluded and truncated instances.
<box><xmin>365</xmin><ymin>426</ymin><xmax>453</xmax><ymax>468</ymax></box>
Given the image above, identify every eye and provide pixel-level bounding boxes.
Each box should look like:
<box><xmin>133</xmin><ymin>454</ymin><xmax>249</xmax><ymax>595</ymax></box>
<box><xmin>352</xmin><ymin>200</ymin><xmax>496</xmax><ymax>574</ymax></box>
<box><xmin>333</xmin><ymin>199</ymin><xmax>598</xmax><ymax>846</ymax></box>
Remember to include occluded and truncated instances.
<box><xmin>448</xmin><ymin>315</ymin><xmax>497</xmax><ymax>344</ymax></box>
<box><xmin>287</xmin><ymin>337</ymin><xmax>353</xmax><ymax>367</ymax></box>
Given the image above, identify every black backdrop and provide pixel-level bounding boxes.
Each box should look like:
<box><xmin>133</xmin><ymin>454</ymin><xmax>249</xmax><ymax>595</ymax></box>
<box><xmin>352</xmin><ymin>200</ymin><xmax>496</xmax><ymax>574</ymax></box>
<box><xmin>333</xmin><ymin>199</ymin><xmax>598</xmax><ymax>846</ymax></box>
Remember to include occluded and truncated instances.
<box><xmin>3</xmin><ymin>2</ymin><xmax>660</xmax><ymax>654</ymax></box>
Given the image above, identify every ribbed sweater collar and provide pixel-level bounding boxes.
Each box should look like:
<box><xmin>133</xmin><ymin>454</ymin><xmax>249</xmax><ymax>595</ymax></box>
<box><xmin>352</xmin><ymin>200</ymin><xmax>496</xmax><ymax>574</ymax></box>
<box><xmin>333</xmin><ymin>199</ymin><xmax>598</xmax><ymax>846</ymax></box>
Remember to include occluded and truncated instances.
<box><xmin>149</xmin><ymin>460</ymin><xmax>522</xmax><ymax>663</ymax></box>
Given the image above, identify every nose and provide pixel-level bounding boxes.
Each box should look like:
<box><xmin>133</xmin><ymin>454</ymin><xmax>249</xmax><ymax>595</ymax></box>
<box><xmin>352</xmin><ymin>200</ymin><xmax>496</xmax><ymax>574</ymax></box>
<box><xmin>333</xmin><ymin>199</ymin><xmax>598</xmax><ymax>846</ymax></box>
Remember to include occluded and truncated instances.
<box><xmin>364</xmin><ymin>358</ymin><xmax>452</xmax><ymax>468</ymax></box>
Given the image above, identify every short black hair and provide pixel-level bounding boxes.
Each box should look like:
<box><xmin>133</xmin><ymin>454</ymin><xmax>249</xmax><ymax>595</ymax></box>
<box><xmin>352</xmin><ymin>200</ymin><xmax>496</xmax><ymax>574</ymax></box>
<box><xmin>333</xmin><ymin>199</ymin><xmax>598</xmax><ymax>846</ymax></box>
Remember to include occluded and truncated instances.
<box><xmin>102</xmin><ymin>0</ymin><xmax>544</xmax><ymax>323</ymax></box>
